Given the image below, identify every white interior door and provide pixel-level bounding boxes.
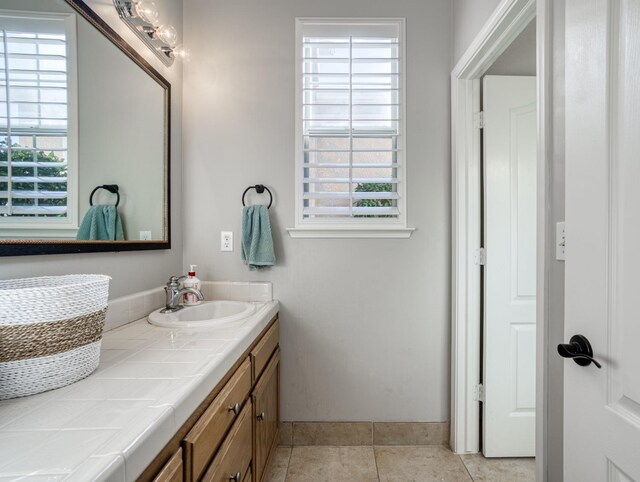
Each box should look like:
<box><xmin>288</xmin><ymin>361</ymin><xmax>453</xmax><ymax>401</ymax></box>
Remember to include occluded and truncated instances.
<box><xmin>564</xmin><ymin>0</ymin><xmax>640</xmax><ymax>480</ymax></box>
<box><xmin>483</xmin><ymin>75</ymin><xmax>537</xmax><ymax>458</ymax></box>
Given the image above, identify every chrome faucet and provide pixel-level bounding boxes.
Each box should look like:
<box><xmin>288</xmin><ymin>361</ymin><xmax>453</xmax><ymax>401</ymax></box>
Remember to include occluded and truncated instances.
<box><xmin>161</xmin><ymin>275</ymin><xmax>204</xmax><ymax>313</ymax></box>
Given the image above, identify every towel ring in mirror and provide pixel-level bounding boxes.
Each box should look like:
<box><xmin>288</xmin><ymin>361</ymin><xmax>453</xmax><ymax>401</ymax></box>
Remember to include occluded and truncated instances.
<box><xmin>89</xmin><ymin>184</ymin><xmax>120</xmax><ymax>207</ymax></box>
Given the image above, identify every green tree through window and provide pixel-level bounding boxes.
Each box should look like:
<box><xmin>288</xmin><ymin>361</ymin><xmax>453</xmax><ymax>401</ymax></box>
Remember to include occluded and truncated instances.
<box><xmin>0</xmin><ymin>140</ymin><xmax>68</xmax><ymax>217</ymax></box>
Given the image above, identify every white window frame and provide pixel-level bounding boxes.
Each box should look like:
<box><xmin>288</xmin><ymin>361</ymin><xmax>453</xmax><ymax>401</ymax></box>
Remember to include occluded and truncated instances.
<box><xmin>0</xmin><ymin>10</ymin><xmax>79</xmax><ymax>238</ymax></box>
<box><xmin>288</xmin><ymin>17</ymin><xmax>414</xmax><ymax>239</ymax></box>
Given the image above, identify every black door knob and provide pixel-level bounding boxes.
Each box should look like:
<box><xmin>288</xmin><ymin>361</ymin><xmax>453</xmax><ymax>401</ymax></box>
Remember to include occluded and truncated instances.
<box><xmin>557</xmin><ymin>334</ymin><xmax>602</xmax><ymax>368</ymax></box>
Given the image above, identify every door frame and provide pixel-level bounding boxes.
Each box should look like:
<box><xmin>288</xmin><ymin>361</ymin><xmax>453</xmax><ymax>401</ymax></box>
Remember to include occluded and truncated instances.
<box><xmin>450</xmin><ymin>0</ymin><xmax>548</xmax><ymax>469</ymax></box>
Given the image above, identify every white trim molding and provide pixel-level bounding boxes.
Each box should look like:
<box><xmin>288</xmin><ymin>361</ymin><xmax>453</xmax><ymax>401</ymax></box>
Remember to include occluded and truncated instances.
<box><xmin>287</xmin><ymin>226</ymin><xmax>415</xmax><ymax>239</ymax></box>
<box><xmin>450</xmin><ymin>0</ymin><xmax>536</xmax><ymax>457</ymax></box>
<box><xmin>535</xmin><ymin>1</ymin><xmax>554</xmax><ymax>480</ymax></box>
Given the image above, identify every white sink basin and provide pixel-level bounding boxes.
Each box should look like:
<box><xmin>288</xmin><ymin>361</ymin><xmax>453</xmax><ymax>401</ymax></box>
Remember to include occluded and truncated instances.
<box><xmin>148</xmin><ymin>300</ymin><xmax>256</xmax><ymax>328</ymax></box>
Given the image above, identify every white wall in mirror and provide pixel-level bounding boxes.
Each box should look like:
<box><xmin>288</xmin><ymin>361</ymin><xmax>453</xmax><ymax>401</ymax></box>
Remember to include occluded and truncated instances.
<box><xmin>77</xmin><ymin>13</ymin><xmax>165</xmax><ymax>241</ymax></box>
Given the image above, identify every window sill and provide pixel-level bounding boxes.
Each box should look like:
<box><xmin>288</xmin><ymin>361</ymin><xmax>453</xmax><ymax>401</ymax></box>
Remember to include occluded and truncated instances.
<box><xmin>287</xmin><ymin>226</ymin><xmax>415</xmax><ymax>239</ymax></box>
<box><xmin>0</xmin><ymin>228</ymin><xmax>78</xmax><ymax>239</ymax></box>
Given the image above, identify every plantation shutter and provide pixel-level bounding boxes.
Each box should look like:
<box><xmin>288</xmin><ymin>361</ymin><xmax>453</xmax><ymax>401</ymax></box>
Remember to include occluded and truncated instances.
<box><xmin>300</xmin><ymin>20</ymin><xmax>403</xmax><ymax>221</ymax></box>
<box><xmin>0</xmin><ymin>16</ymin><xmax>69</xmax><ymax>218</ymax></box>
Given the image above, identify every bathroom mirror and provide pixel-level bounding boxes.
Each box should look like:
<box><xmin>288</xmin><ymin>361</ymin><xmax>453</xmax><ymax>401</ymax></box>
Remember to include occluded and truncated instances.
<box><xmin>0</xmin><ymin>0</ymin><xmax>170</xmax><ymax>256</ymax></box>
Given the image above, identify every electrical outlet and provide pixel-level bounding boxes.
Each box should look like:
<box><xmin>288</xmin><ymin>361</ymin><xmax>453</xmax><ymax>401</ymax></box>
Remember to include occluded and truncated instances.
<box><xmin>139</xmin><ymin>231</ymin><xmax>152</xmax><ymax>240</ymax></box>
<box><xmin>221</xmin><ymin>231</ymin><xmax>233</xmax><ymax>251</ymax></box>
<box><xmin>556</xmin><ymin>222</ymin><xmax>566</xmax><ymax>261</ymax></box>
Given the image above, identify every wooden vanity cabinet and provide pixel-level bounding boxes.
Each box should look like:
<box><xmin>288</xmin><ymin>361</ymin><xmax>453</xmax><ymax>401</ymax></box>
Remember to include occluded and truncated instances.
<box><xmin>250</xmin><ymin>322</ymin><xmax>279</xmax><ymax>382</ymax></box>
<box><xmin>252</xmin><ymin>351</ymin><xmax>280</xmax><ymax>482</ymax></box>
<box><xmin>183</xmin><ymin>358</ymin><xmax>252</xmax><ymax>481</ymax></box>
<box><xmin>152</xmin><ymin>448</ymin><xmax>183</xmax><ymax>482</ymax></box>
<box><xmin>200</xmin><ymin>400</ymin><xmax>252</xmax><ymax>482</ymax></box>
<box><xmin>138</xmin><ymin>316</ymin><xmax>280</xmax><ymax>482</ymax></box>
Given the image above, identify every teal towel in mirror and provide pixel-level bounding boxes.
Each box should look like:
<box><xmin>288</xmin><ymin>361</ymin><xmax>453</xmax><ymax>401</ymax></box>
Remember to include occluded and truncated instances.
<box><xmin>241</xmin><ymin>205</ymin><xmax>276</xmax><ymax>270</ymax></box>
<box><xmin>76</xmin><ymin>205</ymin><xmax>124</xmax><ymax>241</ymax></box>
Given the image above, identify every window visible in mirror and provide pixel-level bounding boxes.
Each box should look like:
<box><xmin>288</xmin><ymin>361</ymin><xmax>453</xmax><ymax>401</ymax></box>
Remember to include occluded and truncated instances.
<box><xmin>0</xmin><ymin>12</ymin><xmax>78</xmax><ymax>236</ymax></box>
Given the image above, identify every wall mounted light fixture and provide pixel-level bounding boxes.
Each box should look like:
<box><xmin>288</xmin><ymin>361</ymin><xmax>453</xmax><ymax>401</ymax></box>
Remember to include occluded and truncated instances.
<box><xmin>113</xmin><ymin>0</ymin><xmax>188</xmax><ymax>66</ymax></box>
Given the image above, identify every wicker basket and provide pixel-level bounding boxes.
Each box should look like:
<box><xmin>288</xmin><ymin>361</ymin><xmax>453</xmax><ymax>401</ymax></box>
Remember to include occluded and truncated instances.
<box><xmin>0</xmin><ymin>274</ymin><xmax>110</xmax><ymax>400</ymax></box>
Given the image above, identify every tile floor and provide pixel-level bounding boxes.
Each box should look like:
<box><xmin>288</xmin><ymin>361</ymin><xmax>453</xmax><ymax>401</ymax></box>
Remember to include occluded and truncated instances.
<box><xmin>265</xmin><ymin>445</ymin><xmax>535</xmax><ymax>482</ymax></box>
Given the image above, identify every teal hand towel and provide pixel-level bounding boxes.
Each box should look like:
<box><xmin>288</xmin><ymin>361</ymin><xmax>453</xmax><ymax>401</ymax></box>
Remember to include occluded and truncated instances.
<box><xmin>241</xmin><ymin>205</ymin><xmax>276</xmax><ymax>271</ymax></box>
<box><xmin>76</xmin><ymin>205</ymin><xmax>124</xmax><ymax>241</ymax></box>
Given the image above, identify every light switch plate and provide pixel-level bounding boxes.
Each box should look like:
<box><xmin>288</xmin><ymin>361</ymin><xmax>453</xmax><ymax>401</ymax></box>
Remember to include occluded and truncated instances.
<box><xmin>556</xmin><ymin>222</ymin><xmax>566</xmax><ymax>261</ymax></box>
<box><xmin>221</xmin><ymin>231</ymin><xmax>233</xmax><ymax>251</ymax></box>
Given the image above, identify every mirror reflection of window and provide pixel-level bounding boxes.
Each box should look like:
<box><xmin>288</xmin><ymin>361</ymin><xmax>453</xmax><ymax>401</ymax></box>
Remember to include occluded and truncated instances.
<box><xmin>0</xmin><ymin>12</ymin><xmax>78</xmax><ymax>236</ymax></box>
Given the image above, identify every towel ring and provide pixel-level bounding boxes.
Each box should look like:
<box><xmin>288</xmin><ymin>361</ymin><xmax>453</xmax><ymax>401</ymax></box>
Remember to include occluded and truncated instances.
<box><xmin>90</xmin><ymin>184</ymin><xmax>120</xmax><ymax>207</ymax></box>
<box><xmin>242</xmin><ymin>184</ymin><xmax>273</xmax><ymax>209</ymax></box>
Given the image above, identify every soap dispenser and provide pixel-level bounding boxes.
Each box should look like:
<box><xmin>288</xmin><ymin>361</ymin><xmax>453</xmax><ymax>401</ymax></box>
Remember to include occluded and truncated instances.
<box><xmin>183</xmin><ymin>265</ymin><xmax>202</xmax><ymax>306</ymax></box>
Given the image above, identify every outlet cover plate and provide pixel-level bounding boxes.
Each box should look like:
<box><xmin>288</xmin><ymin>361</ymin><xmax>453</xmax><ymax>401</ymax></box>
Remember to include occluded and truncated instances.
<box><xmin>221</xmin><ymin>231</ymin><xmax>233</xmax><ymax>251</ymax></box>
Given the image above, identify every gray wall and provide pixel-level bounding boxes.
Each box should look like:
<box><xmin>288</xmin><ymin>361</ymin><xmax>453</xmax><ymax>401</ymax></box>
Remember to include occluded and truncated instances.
<box><xmin>183</xmin><ymin>0</ymin><xmax>452</xmax><ymax>422</ymax></box>
<box><xmin>485</xmin><ymin>20</ymin><xmax>536</xmax><ymax>76</ymax></box>
<box><xmin>0</xmin><ymin>0</ymin><xmax>184</xmax><ymax>299</ymax></box>
<box><xmin>452</xmin><ymin>0</ymin><xmax>502</xmax><ymax>64</ymax></box>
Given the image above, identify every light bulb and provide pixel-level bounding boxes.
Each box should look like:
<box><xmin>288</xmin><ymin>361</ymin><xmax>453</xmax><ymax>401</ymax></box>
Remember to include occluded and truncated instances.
<box><xmin>156</xmin><ymin>24</ymin><xmax>178</xmax><ymax>47</ymax></box>
<box><xmin>173</xmin><ymin>45</ymin><xmax>191</xmax><ymax>62</ymax></box>
<box><xmin>134</xmin><ymin>0</ymin><xmax>160</xmax><ymax>27</ymax></box>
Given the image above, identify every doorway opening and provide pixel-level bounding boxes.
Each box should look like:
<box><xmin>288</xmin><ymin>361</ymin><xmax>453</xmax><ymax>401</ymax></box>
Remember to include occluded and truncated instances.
<box><xmin>450</xmin><ymin>0</ymin><xmax>541</xmax><ymax>470</ymax></box>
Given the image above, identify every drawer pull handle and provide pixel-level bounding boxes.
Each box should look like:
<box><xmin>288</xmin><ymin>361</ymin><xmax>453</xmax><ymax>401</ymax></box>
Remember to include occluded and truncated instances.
<box><xmin>227</xmin><ymin>403</ymin><xmax>241</xmax><ymax>415</ymax></box>
<box><xmin>257</xmin><ymin>412</ymin><xmax>266</xmax><ymax>421</ymax></box>
<box><xmin>229</xmin><ymin>472</ymin><xmax>241</xmax><ymax>481</ymax></box>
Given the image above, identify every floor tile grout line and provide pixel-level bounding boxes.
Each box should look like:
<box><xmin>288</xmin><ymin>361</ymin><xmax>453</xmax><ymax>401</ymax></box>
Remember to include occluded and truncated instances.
<box><xmin>372</xmin><ymin>445</ymin><xmax>381</xmax><ymax>482</ymax></box>
<box><xmin>370</xmin><ymin>422</ymin><xmax>380</xmax><ymax>481</ymax></box>
<box><xmin>458</xmin><ymin>454</ymin><xmax>476</xmax><ymax>481</ymax></box>
<box><xmin>283</xmin><ymin>446</ymin><xmax>292</xmax><ymax>482</ymax></box>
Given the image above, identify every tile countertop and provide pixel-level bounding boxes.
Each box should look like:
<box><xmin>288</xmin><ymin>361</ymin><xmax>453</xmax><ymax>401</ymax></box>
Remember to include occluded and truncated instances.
<box><xmin>0</xmin><ymin>300</ymin><xmax>280</xmax><ymax>482</ymax></box>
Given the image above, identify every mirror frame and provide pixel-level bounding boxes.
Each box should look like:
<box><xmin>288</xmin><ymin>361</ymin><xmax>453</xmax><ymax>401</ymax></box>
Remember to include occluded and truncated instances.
<box><xmin>0</xmin><ymin>0</ymin><xmax>171</xmax><ymax>257</ymax></box>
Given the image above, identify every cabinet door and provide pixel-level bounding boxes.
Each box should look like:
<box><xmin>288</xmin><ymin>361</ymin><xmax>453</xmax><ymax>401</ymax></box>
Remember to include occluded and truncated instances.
<box><xmin>253</xmin><ymin>350</ymin><xmax>280</xmax><ymax>482</ymax></box>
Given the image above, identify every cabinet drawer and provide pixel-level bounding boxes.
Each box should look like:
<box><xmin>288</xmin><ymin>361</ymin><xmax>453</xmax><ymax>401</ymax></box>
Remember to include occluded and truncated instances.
<box><xmin>201</xmin><ymin>399</ymin><xmax>253</xmax><ymax>482</ymax></box>
<box><xmin>184</xmin><ymin>358</ymin><xmax>252</xmax><ymax>482</ymax></box>
<box><xmin>251</xmin><ymin>319</ymin><xmax>279</xmax><ymax>382</ymax></box>
<box><xmin>153</xmin><ymin>448</ymin><xmax>183</xmax><ymax>482</ymax></box>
